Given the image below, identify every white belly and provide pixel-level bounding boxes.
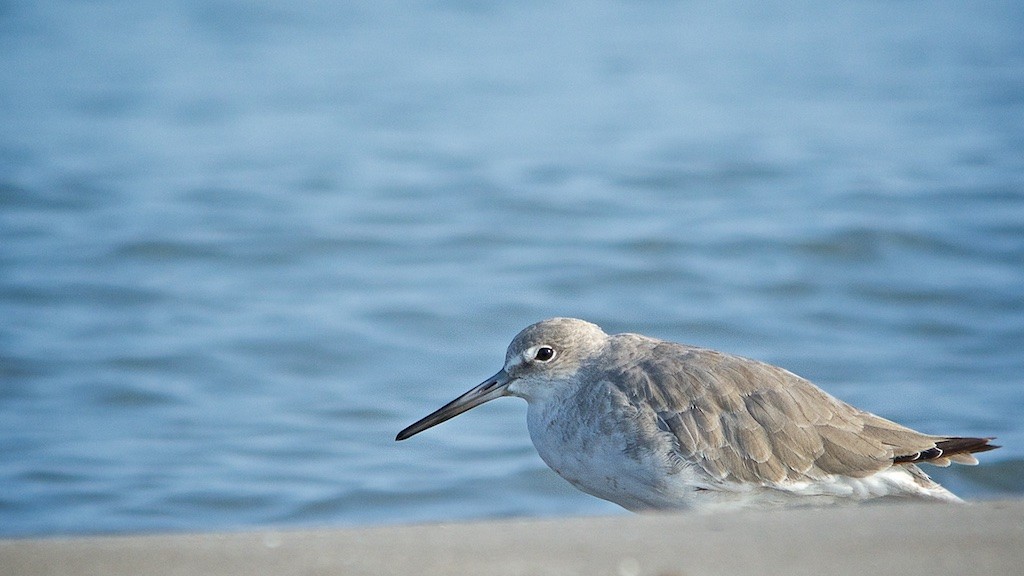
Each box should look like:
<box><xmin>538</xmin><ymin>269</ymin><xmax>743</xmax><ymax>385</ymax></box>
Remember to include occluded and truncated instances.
<box><xmin>524</xmin><ymin>385</ymin><xmax>703</xmax><ymax>511</ymax></box>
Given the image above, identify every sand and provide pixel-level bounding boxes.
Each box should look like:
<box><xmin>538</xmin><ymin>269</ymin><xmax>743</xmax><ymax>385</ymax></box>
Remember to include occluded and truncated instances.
<box><xmin>3</xmin><ymin>499</ymin><xmax>1022</xmax><ymax>576</ymax></box>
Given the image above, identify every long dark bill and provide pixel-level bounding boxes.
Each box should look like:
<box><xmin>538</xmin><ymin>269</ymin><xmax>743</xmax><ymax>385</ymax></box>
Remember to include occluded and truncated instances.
<box><xmin>395</xmin><ymin>369</ymin><xmax>512</xmax><ymax>441</ymax></box>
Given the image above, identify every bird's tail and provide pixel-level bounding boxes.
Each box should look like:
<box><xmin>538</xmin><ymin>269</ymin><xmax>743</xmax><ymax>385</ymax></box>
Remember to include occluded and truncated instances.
<box><xmin>893</xmin><ymin>437</ymin><xmax>999</xmax><ymax>467</ymax></box>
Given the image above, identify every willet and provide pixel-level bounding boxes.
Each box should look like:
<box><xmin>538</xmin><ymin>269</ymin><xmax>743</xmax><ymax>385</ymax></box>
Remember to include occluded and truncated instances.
<box><xmin>396</xmin><ymin>318</ymin><xmax>997</xmax><ymax>511</ymax></box>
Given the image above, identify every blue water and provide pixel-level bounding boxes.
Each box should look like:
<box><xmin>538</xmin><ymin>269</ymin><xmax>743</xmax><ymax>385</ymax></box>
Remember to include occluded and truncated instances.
<box><xmin>2</xmin><ymin>1</ymin><xmax>1023</xmax><ymax>537</ymax></box>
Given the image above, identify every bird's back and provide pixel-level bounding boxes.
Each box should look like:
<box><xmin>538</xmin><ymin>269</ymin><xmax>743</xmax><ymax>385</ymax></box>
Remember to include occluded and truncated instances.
<box><xmin>598</xmin><ymin>333</ymin><xmax>994</xmax><ymax>495</ymax></box>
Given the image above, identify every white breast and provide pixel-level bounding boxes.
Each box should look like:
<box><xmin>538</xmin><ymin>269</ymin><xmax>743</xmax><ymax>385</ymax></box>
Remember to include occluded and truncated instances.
<box><xmin>523</xmin><ymin>380</ymin><xmax>705</xmax><ymax>511</ymax></box>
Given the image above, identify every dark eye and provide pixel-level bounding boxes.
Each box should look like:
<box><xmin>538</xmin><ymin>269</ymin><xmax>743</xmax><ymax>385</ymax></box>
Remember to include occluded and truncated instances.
<box><xmin>533</xmin><ymin>346</ymin><xmax>556</xmax><ymax>362</ymax></box>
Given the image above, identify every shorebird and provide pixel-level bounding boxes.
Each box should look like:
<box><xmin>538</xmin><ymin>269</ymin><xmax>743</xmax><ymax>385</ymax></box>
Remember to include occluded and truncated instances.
<box><xmin>396</xmin><ymin>318</ymin><xmax>997</xmax><ymax>511</ymax></box>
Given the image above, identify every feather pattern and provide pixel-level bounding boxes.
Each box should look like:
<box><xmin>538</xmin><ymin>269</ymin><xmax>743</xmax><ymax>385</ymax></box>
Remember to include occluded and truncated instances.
<box><xmin>598</xmin><ymin>334</ymin><xmax>997</xmax><ymax>487</ymax></box>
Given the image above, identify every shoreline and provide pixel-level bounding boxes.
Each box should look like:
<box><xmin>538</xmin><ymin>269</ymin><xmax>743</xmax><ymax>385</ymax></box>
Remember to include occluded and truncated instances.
<box><xmin>3</xmin><ymin>499</ymin><xmax>1022</xmax><ymax>576</ymax></box>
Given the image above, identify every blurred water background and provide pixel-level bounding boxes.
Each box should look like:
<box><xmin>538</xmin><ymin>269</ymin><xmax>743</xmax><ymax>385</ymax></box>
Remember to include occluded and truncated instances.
<box><xmin>2</xmin><ymin>1</ymin><xmax>1023</xmax><ymax>537</ymax></box>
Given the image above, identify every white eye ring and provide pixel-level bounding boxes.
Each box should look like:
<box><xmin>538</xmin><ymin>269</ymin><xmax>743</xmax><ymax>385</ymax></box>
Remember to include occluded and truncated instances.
<box><xmin>532</xmin><ymin>346</ymin><xmax>556</xmax><ymax>362</ymax></box>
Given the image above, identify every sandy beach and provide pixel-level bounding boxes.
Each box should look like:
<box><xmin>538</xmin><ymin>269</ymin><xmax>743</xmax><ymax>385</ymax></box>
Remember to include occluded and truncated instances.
<box><xmin>3</xmin><ymin>499</ymin><xmax>1022</xmax><ymax>576</ymax></box>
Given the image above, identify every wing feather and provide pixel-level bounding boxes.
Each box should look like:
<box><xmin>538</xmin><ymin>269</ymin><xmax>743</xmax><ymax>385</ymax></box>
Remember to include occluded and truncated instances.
<box><xmin>608</xmin><ymin>336</ymin><xmax>966</xmax><ymax>487</ymax></box>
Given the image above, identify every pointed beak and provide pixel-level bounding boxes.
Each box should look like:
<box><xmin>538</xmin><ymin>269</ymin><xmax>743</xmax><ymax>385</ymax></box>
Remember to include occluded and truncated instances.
<box><xmin>396</xmin><ymin>369</ymin><xmax>512</xmax><ymax>441</ymax></box>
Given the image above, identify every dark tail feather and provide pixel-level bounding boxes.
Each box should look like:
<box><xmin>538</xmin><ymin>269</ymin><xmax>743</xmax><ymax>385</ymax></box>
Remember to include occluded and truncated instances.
<box><xmin>893</xmin><ymin>436</ymin><xmax>999</xmax><ymax>465</ymax></box>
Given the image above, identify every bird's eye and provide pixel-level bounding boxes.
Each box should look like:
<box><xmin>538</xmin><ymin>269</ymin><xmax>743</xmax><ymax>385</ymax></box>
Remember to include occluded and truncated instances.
<box><xmin>533</xmin><ymin>346</ymin><xmax>556</xmax><ymax>362</ymax></box>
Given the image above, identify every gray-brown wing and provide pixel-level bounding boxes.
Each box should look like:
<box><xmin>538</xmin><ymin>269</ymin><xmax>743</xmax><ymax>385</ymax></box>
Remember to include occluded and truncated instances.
<box><xmin>608</xmin><ymin>337</ymin><xmax>940</xmax><ymax>485</ymax></box>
